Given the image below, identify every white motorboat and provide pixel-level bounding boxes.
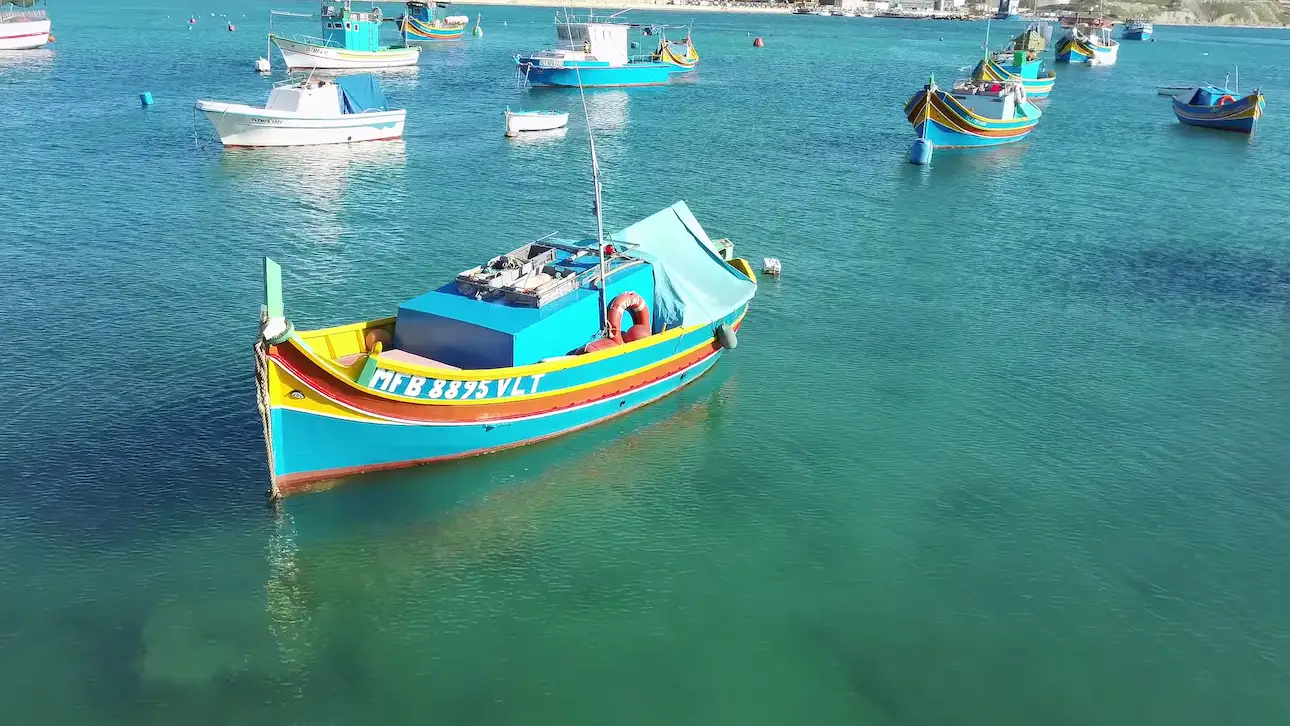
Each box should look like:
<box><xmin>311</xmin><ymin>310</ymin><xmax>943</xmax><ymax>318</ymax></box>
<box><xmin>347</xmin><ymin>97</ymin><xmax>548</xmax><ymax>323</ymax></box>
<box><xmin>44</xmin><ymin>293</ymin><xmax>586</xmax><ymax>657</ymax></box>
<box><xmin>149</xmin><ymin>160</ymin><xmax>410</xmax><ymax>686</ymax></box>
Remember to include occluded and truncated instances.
<box><xmin>0</xmin><ymin>0</ymin><xmax>51</xmax><ymax>50</ymax></box>
<box><xmin>196</xmin><ymin>75</ymin><xmax>406</xmax><ymax>148</ymax></box>
<box><xmin>504</xmin><ymin>108</ymin><xmax>569</xmax><ymax>138</ymax></box>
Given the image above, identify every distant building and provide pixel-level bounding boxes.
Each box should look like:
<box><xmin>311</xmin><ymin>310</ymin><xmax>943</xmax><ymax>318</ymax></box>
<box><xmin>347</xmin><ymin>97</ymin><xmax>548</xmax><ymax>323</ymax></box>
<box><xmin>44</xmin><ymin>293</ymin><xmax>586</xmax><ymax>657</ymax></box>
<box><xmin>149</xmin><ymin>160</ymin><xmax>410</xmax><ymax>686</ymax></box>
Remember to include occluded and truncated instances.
<box><xmin>995</xmin><ymin>0</ymin><xmax>1020</xmax><ymax>17</ymax></box>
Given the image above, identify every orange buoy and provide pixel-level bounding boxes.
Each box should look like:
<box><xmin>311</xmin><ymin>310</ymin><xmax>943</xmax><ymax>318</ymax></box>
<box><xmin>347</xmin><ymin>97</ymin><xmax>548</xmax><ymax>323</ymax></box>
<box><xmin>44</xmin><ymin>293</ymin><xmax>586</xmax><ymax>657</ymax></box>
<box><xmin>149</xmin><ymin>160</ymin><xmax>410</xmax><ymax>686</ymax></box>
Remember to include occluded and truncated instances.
<box><xmin>46</xmin><ymin>33</ymin><xmax>55</xmax><ymax>43</ymax></box>
<box><xmin>753</xmin><ymin>37</ymin><xmax>764</xmax><ymax>48</ymax></box>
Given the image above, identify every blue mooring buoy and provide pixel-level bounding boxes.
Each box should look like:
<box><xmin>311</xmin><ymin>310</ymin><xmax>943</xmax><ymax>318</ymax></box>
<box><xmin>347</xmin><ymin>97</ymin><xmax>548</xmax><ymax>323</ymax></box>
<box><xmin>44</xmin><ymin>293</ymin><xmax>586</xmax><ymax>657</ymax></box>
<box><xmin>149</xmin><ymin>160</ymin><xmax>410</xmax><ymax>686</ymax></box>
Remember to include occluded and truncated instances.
<box><xmin>139</xmin><ymin>91</ymin><xmax>154</xmax><ymax>107</ymax></box>
<box><xmin>908</xmin><ymin>137</ymin><xmax>933</xmax><ymax>166</ymax></box>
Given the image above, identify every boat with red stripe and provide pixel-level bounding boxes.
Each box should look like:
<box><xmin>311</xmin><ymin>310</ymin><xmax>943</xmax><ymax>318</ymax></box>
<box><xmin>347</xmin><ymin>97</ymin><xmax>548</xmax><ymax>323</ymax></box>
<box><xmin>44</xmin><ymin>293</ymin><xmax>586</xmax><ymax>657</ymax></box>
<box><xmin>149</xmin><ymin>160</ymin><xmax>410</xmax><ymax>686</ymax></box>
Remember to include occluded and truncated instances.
<box><xmin>254</xmin><ymin>202</ymin><xmax>757</xmax><ymax>497</ymax></box>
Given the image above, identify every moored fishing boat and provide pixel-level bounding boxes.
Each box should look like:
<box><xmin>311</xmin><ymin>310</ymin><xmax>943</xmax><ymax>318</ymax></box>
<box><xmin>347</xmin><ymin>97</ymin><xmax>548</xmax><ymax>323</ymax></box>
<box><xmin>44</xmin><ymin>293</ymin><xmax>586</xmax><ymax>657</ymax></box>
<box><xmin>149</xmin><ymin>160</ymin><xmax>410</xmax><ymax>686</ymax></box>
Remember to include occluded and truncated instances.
<box><xmin>1171</xmin><ymin>84</ymin><xmax>1264</xmax><ymax>133</ymax></box>
<box><xmin>973</xmin><ymin>55</ymin><xmax>1055</xmax><ymax>99</ymax></box>
<box><xmin>515</xmin><ymin>11</ymin><xmax>677</xmax><ymax>88</ymax></box>
<box><xmin>0</xmin><ymin>0</ymin><xmax>51</xmax><ymax>50</ymax></box>
<box><xmin>253</xmin><ymin>202</ymin><xmax>756</xmax><ymax>496</ymax></box>
<box><xmin>398</xmin><ymin>1</ymin><xmax>468</xmax><ymax>42</ymax></box>
<box><xmin>1056</xmin><ymin>16</ymin><xmax>1118</xmax><ymax>65</ymax></box>
<box><xmin>269</xmin><ymin>1</ymin><xmax>419</xmax><ymax>71</ymax></box>
<box><xmin>650</xmin><ymin>29</ymin><xmax>699</xmax><ymax>73</ymax></box>
<box><xmin>1122</xmin><ymin>18</ymin><xmax>1152</xmax><ymax>40</ymax></box>
<box><xmin>504</xmin><ymin>108</ymin><xmax>569</xmax><ymax>136</ymax></box>
<box><xmin>904</xmin><ymin>75</ymin><xmax>1042</xmax><ymax>150</ymax></box>
<box><xmin>196</xmin><ymin>74</ymin><xmax>405</xmax><ymax>147</ymax></box>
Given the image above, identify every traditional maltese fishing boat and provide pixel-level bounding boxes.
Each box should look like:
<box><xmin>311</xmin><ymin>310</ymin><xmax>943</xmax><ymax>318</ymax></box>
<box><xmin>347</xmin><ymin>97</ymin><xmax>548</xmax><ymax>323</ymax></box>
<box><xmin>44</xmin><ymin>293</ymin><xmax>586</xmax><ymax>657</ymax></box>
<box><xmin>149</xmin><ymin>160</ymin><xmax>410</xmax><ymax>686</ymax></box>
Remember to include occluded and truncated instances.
<box><xmin>650</xmin><ymin>27</ymin><xmax>699</xmax><ymax>72</ymax></box>
<box><xmin>398</xmin><ymin>1</ymin><xmax>468</xmax><ymax>41</ymax></box>
<box><xmin>904</xmin><ymin>75</ymin><xmax>1042</xmax><ymax>149</ymax></box>
<box><xmin>254</xmin><ymin>205</ymin><xmax>756</xmax><ymax>496</ymax></box>
<box><xmin>253</xmin><ymin>86</ymin><xmax>757</xmax><ymax>496</ymax></box>
<box><xmin>1055</xmin><ymin>16</ymin><xmax>1118</xmax><ymax>65</ymax></box>
<box><xmin>1171</xmin><ymin>82</ymin><xmax>1264</xmax><ymax>134</ymax></box>
<box><xmin>973</xmin><ymin>23</ymin><xmax>1057</xmax><ymax>100</ymax></box>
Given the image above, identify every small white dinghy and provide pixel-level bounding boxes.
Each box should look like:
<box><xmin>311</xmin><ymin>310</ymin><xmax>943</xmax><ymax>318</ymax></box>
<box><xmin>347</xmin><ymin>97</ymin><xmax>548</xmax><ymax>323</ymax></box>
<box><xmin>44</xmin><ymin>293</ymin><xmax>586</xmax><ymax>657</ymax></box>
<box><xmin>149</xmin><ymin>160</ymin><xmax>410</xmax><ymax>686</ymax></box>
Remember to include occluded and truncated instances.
<box><xmin>504</xmin><ymin>108</ymin><xmax>569</xmax><ymax>138</ymax></box>
<box><xmin>195</xmin><ymin>74</ymin><xmax>405</xmax><ymax>148</ymax></box>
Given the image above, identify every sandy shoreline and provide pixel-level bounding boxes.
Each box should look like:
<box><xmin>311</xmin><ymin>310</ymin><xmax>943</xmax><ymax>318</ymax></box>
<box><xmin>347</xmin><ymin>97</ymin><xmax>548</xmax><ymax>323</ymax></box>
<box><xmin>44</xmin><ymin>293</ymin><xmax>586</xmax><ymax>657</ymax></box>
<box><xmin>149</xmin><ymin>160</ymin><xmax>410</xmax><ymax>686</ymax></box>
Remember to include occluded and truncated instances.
<box><xmin>459</xmin><ymin>1</ymin><xmax>1288</xmax><ymax>27</ymax></box>
<box><xmin>463</xmin><ymin>0</ymin><xmax>791</xmax><ymax>14</ymax></box>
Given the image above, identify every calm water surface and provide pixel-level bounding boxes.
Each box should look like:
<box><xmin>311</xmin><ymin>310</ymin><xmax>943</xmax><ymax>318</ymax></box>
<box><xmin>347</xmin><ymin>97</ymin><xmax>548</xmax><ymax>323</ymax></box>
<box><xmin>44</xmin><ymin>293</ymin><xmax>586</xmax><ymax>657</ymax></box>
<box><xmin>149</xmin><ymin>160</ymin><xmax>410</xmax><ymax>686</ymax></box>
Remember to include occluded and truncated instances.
<box><xmin>2</xmin><ymin>2</ymin><xmax>1288</xmax><ymax>724</ymax></box>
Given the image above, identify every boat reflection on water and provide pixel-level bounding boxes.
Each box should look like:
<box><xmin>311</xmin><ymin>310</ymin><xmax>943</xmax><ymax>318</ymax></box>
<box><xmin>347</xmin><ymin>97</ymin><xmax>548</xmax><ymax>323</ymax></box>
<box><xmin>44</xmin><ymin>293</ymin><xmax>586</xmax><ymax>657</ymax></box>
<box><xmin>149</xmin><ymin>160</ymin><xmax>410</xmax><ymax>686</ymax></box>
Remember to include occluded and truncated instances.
<box><xmin>581</xmin><ymin>89</ymin><xmax>633</xmax><ymax>133</ymax></box>
<box><xmin>909</xmin><ymin>138</ymin><xmax>1034</xmax><ymax>174</ymax></box>
<box><xmin>216</xmin><ymin>139</ymin><xmax>408</xmax><ymax>209</ymax></box>
<box><xmin>262</xmin><ymin>371</ymin><xmax>739</xmax><ymax>663</ymax></box>
<box><xmin>275</xmin><ymin>367</ymin><xmax>739</xmax><ymax>542</ymax></box>
<box><xmin>0</xmin><ymin>47</ymin><xmax>54</xmax><ymax>72</ymax></box>
<box><xmin>505</xmin><ymin>126</ymin><xmax>569</xmax><ymax>145</ymax></box>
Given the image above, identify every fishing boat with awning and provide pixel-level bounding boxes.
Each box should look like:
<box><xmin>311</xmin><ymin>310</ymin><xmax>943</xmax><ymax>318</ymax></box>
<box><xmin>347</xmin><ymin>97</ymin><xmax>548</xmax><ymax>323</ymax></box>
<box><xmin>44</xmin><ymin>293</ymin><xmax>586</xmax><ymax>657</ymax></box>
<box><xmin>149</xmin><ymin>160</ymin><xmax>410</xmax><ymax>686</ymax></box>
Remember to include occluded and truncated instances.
<box><xmin>254</xmin><ymin>203</ymin><xmax>756</xmax><ymax>496</ymax></box>
<box><xmin>268</xmin><ymin>1</ymin><xmax>419</xmax><ymax>71</ymax></box>
<box><xmin>515</xmin><ymin>11</ymin><xmax>680</xmax><ymax>88</ymax></box>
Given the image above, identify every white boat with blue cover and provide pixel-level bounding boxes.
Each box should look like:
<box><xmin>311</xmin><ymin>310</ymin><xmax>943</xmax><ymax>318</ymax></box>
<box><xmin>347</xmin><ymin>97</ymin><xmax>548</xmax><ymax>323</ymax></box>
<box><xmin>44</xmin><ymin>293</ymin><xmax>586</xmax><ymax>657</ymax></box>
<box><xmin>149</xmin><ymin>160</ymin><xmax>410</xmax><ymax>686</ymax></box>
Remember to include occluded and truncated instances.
<box><xmin>196</xmin><ymin>75</ymin><xmax>405</xmax><ymax>147</ymax></box>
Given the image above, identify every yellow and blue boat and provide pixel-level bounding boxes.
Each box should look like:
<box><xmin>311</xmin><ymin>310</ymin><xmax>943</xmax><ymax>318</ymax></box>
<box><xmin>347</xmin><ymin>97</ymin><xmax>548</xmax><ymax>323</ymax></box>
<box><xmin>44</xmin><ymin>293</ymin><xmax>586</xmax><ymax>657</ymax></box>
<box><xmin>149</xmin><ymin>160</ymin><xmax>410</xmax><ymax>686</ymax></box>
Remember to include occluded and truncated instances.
<box><xmin>253</xmin><ymin>202</ymin><xmax>757</xmax><ymax>497</ymax></box>
<box><xmin>973</xmin><ymin>53</ymin><xmax>1056</xmax><ymax>100</ymax></box>
<box><xmin>1172</xmin><ymin>85</ymin><xmax>1265</xmax><ymax>134</ymax></box>
<box><xmin>904</xmin><ymin>75</ymin><xmax>1042</xmax><ymax>150</ymax></box>
<box><xmin>1056</xmin><ymin>17</ymin><xmax>1118</xmax><ymax>65</ymax></box>
<box><xmin>398</xmin><ymin>1</ymin><xmax>467</xmax><ymax>42</ymax></box>
<box><xmin>651</xmin><ymin>31</ymin><xmax>699</xmax><ymax>73</ymax></box>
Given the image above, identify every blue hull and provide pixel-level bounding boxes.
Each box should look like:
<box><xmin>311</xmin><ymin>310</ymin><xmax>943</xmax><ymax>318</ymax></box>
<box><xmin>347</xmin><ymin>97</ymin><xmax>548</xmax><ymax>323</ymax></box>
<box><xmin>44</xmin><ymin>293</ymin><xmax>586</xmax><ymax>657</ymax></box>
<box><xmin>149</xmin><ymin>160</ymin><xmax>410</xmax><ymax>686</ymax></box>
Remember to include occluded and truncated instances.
<box><xmin>913</xmin><ymin>121</ymin><xmax>1033</xmax><ymax>149</ymax></box>
<box><xmin>1122</xmin><ymin>29</ymin><xmax>1151</xmax><ymax>40</ymax></box>
<box><xmin>520</xmin><ymin>62</ymin><xmax>673</xmax><ymax>88</ymax></box>
<box><xmin>270</xmin><ymin>346</ymin><xmax>723</xmax><ymax>482</ymax></box>
<box><xmin>1176</xmin><ymin>115</ymin><xmax>1257</xmax><ymax>133</ymax></box>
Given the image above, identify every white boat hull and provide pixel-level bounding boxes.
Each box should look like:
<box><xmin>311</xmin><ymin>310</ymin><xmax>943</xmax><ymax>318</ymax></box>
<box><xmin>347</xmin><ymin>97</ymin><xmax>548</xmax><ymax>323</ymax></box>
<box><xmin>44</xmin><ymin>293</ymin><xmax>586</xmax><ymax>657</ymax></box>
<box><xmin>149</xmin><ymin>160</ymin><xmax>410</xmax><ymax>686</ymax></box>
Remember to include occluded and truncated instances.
<box><xmin>505</xmin><ymin>111</ymin><xmax>570</xmax><ymax>137</ymax></box>
<box><xmin>0</xmin><ymin>19</ymin><xmax>50</xmax><ymax>50</ymax></box>
<box><xmin>196</xmin><ymin>101</ymin><xmax>406</xmax><ymax>147</ymax></box>
<box><xmin>270</xmin><ymin>35</ymin><xmax>419</xmax><ymax>70</ymax></box>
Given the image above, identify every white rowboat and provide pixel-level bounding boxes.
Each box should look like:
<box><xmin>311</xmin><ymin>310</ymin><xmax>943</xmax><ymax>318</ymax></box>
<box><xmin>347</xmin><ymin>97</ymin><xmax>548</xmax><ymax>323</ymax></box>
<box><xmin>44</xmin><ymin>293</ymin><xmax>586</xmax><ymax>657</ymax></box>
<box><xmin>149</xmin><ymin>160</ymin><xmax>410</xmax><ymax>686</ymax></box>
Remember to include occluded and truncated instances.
<box><xmin>504</xmin><ymin>109</ymin><xmax>569</xmax><ymax>137</ymax></box>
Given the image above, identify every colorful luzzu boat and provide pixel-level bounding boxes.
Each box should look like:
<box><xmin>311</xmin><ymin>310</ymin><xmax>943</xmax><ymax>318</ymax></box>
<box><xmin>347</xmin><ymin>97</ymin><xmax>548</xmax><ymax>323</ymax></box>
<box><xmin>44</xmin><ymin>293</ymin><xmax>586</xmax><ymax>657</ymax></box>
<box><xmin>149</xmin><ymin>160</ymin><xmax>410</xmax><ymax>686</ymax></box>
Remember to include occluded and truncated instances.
<box><xmin>904</xmin><ymin>75</ymin><xmax>1042</xmax><ymax>150</ymax></box>
<box><xmin>974</xmin><ymin>53</ymin><xmax>1056</xmax><ymax>100</ymax></box>
<box><xmin>1171</xmin><ymin>85</ymin><xmax>1265</xmax><ymax>134</ymax></box>
<box><xmin>515</xmin><ymin>12</ymin><xmax>677</xmax><ymax>88</ymax></box>
<box><xmin>399</xmin><ymin>1</ymin><xmax>467</xmax><ymax>41</ymax></box>
<box><xmin>651</xmin><ymin>32</ymin><xmax>699</xmax><ymax>72</ymax></box>
<box><xmin>269</xmin><ymin>1</ymin><xmax>419</xmax><ymax>71</ymax></box>
<box><xmin>254</xmin><ymin>202</ymin><xmax>757</xmax><ymax>497</ymax></box>
<box><xmin>1055</xmin><ymin>17</ymin><xmax>1118</xmax><ymax>65</ymax></box>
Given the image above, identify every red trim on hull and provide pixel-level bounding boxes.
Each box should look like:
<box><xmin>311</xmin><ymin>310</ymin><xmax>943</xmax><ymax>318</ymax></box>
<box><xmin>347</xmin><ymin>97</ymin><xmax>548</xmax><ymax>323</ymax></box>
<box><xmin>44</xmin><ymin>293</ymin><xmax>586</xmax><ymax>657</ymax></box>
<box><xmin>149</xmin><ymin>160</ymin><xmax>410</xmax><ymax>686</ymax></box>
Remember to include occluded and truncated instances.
<box><xmin>270</xmin><ymin>326</ymin><xmax>737</xmax><ymax>424</ymax></box>
<box><xmin>0</xmin><ymin>31</ymin><xmax>49</xmax><ymax>40</ymax></box>
<box><xmin>223</xmin><ymin>135</ymin><xmax>403</xmax><ymax>149</ymax></box>
<box><xmin>273</xmin><ymin>357</ymin><xmax>720</xmax><ymax>496</ymax></box>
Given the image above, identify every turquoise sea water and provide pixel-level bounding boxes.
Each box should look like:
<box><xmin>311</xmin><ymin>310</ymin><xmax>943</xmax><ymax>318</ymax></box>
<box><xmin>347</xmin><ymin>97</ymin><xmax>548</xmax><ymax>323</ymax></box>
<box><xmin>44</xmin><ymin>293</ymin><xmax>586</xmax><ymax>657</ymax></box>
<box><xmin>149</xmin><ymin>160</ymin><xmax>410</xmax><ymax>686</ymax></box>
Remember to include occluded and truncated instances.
<box><xmin>3</xmin><ymin>2</ymin><xmax>1290</xmax><ymax>723</ymax></box>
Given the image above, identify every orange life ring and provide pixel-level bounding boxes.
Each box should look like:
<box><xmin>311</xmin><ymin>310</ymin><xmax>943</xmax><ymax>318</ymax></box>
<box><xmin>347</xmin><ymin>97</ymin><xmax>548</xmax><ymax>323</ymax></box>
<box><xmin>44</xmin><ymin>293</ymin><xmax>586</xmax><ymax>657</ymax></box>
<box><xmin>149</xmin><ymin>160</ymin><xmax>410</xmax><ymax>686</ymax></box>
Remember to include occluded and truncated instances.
<box><xmin>606</xmin><ymin>291</ymin><xmax>650</xmax><ymax>344</ymax></box>
<box><xmin>1218</xmin><ymin>95</ymin><xmax>1236</xmax><ymax>106</ymax></box>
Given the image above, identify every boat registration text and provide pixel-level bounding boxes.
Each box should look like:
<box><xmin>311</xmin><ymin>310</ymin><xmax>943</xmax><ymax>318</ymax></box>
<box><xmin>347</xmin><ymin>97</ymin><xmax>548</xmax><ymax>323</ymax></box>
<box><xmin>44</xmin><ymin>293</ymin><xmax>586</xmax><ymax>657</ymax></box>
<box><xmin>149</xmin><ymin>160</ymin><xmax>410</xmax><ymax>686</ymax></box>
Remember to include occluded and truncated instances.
<box><xmin>368</xmin><ymin>368</ymin><xmax>546</xmax><ymax>400</ymax></box>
